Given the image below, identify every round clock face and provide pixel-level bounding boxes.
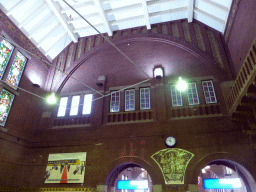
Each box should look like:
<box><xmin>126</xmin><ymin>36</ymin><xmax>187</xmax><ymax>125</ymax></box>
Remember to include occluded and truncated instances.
<box><xmin>165</xmin><ymin>136</ymin><xmax>176</xmax><ymax>147</ymax></box>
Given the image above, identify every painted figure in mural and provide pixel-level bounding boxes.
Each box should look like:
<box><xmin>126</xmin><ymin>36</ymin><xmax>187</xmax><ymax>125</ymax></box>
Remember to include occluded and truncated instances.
<box><xmin>44</xmin><ymin>170</ymin><xmax>51</xmax><ymax>182</ymax></box>
<box><xmin>67</xmin><ymin>163</ymin><xmax>70</xmax><ymax>172</ymax></box>
<box><xmin>60</xmin><ymin>162</ymin><xmax>65</xmax><ymax>173</ymax></box>
<box><xmin>52</xmin><ymin>163</ymin><xmax>58</xmax><ymax>171</ymax></box>
<box><xmin>73</xmin><ymin>165</ymin><xmax>80</xmax><ymax>175</ymax></box>
<box><xmin>0</xmin><ymin>95</ymin><xmax>10</xmax><ymax>124</ymax></box>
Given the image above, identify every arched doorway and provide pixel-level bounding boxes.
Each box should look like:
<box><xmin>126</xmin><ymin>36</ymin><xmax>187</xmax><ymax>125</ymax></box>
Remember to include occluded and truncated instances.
<box><xmin>105</xmin><ymin>163</ymin><xmax>152</xmax><ymax>192</ymax></box>
<box><xmin>198</xmin><ymin>159</ymin><xmax>255</xmax><ymax>192</ymax></box>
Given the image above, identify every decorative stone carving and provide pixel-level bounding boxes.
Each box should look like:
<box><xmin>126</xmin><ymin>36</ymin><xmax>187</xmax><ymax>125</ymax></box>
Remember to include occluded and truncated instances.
<box><xmin>151</xmin><ymin>148</ymin><xmax>194</xmax><ymax>184</ymax></box>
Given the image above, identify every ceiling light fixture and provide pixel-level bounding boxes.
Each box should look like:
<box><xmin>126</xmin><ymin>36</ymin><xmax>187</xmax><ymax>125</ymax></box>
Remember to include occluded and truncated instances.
<box><xmin>47</xmin><ymin>92</ymin><xmax>57</xmax><ymax>104</ymax></box>
<box><xmin>177</xmin><ymin>77</ymin><xmax>187</xmax><ymax>91</ymax></box>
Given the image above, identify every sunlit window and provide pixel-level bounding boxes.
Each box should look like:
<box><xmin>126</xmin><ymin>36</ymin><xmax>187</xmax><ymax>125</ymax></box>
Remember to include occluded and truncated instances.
<box><xmin>110</xmin><ymin>91</ymin><xmax>120</xmax><ymax>112</ymax></box>
<box><xmin>82</xmin><ymin>94</ymin><xmax>93</xmax><ymax>115</ymax></box>
<box><xmin>187</xmin><ymin>82</ymin><xmax>199</xmax><ymax>105</ymax></box>
<box><xmin>170</xmin><ymin>85</ymin><xmax>182</xmax><ymax>106</ymax></box>
<box><xmin>70</xmin><ymin>95</ymin><xmax>80</xmax><ymax>116</ymax></box>
<box><xmin>57</xmin><ymin>97</ymin><xmax>68</xmax><ymax>117</ymax></box>
<box><xmin>125</xmin><ymin>89</ymin><xmax>135</xmax><ymax>111</ymax></box>
<box><xmin>202</xmin><ymin>80</ymin><xmax>217</xmax><ymax>103</ymax></box>
<box><xmin>140</xmin><ymin>87</ymin><xmax>150</xmax><ymax>110</ymax></box>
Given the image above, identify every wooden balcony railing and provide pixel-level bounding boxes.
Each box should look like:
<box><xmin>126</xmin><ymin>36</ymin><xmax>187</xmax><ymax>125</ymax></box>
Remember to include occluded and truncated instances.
<box><xmin>227</xmin><ymin>38</ymin><xmax>256</xmax><ymax>114</ymax></box>
<box><xmin>107</xmin><ymin>110</ymin><xmax>153</xmax><ymax>124</ymax></box>
<box><xmin>169</xmin><ymin>104</ymin><xmax>222</xmax><ymax>119</ymax></box>
<box><xmin>53</xmin><ymin>115</ymin><xmax>90</xmax><ymax>128</ymax></box>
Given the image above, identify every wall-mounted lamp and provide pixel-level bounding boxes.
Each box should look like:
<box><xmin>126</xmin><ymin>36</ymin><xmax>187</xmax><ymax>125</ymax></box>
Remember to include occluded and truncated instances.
<box><xmin>96</xmin><ymin>75</ymin><xmax>106</xmax><ymax>86</ymax></box>
<box><xmin>32</xmin><ymin>83</ymin><xmax>40</xmax><ymax>88</ymax></box>
<box><xmin>154</xmin><ymin>67</ymin><xmax>163</xmax><ymax>79</ymax></box>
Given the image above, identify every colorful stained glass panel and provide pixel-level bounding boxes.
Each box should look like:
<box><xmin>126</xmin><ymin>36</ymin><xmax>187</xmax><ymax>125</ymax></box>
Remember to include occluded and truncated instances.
<box><xmin>0</xmin><ymin>89</ymin><xmax>15</xmax><ymax>126</ymax></box>
<box><xmin>6</xmin><ymin>51</ymin><xmax>27</xmax><ymax>89</ymax></box>
<box><xmin>0</xmin><ymin>39</ymin><xmax>14</xmax><ymax>79</ymax></box>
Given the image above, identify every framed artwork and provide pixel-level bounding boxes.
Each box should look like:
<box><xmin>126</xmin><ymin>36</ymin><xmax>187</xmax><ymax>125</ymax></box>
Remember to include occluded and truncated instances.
<box><xmin>0</xmin><ymin>39</ymin><xmax>14</xmax><ymax>79</ymax></box>
<box><xmin>6</xmin><ymin>51</ymin><xmax>27</xmax><ymax>89</ymax></box>
<box><xmin>44</xmin><ymin>152</ymin><xmax>87</xmax><ymax>184</ymax></box>
<box><xmin>0</xmin><ymin>89</ymin><xmax>15</xmax><ymax>127</ymax></box>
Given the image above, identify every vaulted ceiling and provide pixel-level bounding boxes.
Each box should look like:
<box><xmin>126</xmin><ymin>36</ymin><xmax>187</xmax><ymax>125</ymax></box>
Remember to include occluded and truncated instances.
<box><xmin>0</xmin><ymin>0</ymin><xmax>233</xmax><ymax>61</ymax></box>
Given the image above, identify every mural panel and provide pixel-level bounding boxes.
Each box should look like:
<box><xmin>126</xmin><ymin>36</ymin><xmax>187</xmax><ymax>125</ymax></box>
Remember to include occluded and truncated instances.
<box><xmin>0</xmin><ymin>89</ymin><xmax>15</xmax><ymax>127</ymax></box>
<box><xmin>0</xmin><ymin>39</ymin><xmax>14</xmax><ymax>79</ymax></box>
<box><xmin>6</xmin><ymin>51</ymin><xmax>27</xmax><ymax>89</ymax></box>
<box><xmin>44</xmin><ymin>152</ymin><xmax>87</xmax><ymax>184</ymax></box>
<box><xmin>151</xmin><ymin>148</ymin><xmax>194</xmax><ymax>184</ymax></box>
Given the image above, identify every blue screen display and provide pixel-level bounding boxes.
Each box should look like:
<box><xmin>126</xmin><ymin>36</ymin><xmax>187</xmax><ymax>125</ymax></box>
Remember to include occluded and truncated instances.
<box><xmin>203</xmin><ymin>178</ymin><xmax>242</xmax><ymax>189</ymax></box>
<box><xmin>117</xmin><ymin>180</ymin><xmax>148</xmax><ymax>190</ymax></box>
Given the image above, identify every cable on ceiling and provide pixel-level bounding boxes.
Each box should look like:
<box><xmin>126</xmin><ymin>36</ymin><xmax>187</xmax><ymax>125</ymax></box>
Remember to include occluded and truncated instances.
<box><xmin>62</xmin><ymin>0</ymin><xmax>151</xmax><ymax>79</ymax></box>
<box><xmin>0</xmin><ymin>35</ymin><xmax>103</xmax><ymax>96</ymax></box>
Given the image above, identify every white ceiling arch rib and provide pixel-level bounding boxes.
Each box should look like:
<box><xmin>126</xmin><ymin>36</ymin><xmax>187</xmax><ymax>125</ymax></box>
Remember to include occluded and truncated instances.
<box><xmin>0</xmin><ymin>0</ymin><xmax>233</xmax><ymax>61</ymax></box>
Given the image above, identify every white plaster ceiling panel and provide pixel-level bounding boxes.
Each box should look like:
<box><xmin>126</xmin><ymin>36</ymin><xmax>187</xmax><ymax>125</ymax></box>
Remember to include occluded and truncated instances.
<box><xmin>0</xmin><ymin>0</ymin><xmax>233</xmax><ymax>61</ymax></box>
<box><xmin>195</xmin><ymin>0</ymin><xmax>227</xmax><ymax>21</ymax></box>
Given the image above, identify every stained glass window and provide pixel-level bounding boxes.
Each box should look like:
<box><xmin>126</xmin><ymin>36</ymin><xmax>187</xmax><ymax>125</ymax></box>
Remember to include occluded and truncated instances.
<box><xmin>0</xmin><ymin>39</ymin><xmax>14</xmax><ymax>79</ymax></box>
<box><xmin>140</xmin><ymin>87</ymin><xmax>150</xmax><ymax>110</ymax></box>
<box><xmin>6</xmin><ymin>51</ymin><xmax>27</xmax><ymax>89</ymax></box>
<box><xmin>0</xmin><ymin>89</ymin><xmax>15</xmax><ymax>126</ymax></box>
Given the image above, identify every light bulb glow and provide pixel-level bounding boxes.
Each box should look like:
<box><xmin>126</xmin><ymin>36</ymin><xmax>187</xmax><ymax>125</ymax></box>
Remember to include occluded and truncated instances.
<box><xmin>47</xmin><ymin>92</ymin><xmax>57</xmax><ymax>104</ymax></box>
<box><xmin>154</xmin><ymin>68</ymin><xmax>163</xmax><ymax>77</ymax></box>
<box><xmin>177</xmin><ymin>77</ymin><xmax>187</xmax><ymax>91</ymax></box>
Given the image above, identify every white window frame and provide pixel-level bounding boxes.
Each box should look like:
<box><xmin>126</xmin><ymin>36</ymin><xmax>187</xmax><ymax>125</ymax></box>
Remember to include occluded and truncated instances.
<box><xmin>57</xmin><ymin>97</ymin><xmax>68</xmax><ymax>117</ymax></box>
<box><xmin>187</xmin><ymin>82</ymin><xmax>200</xmax><ymax>105</ymax></box>
<box><xmin>110</xmin><ymin>91</ymin><xmax>120</xmax><ymax>112</ymax></box>
<box><xmin>69</xmin><ymin>95</ymin><xmax>80</xmax><ymax>116</ymax></box>
<box><xmin>140</xmin><ymin>87</ymin><xmax>150</xmax><ymax>110</ymax></box>
<box><xmin>202</xmin><ymin>80</ymin><xmax>217</xmax><ymax>104</ymax></box>
<box><xmin>82</xmin><ymin>94</ymin><xmax>93</xmax><ymax>115</ymax></box>
<box><xmin>170</xmin><ymin>85</ymin><xmax>183</xmax><ymax>107</ymax></box>
<box><xmin>125</xmin><ymin>89</ymin><xmax>135</xmax><ymax>111</ymax></box>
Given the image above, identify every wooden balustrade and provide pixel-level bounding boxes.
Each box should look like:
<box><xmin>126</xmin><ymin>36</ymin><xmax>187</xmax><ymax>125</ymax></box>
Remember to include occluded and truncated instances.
<box><xmin>107</xmin><ymin>110</ymin><xmax>153</xmax><ymax>124</ymax></box>
<box><xmin>53</xmin><ymin>115</ymin><xmax>90</xmax><ymax>128</ymax></box>
<box><xmin>227</xmin><ymin>38</ymin><xmax>256</xmax><ymax>113</ymax></box>
<box><xmin>169</xmin><ymin>104</ymin><xmax>222</xmax><ymax>119</ymax></box>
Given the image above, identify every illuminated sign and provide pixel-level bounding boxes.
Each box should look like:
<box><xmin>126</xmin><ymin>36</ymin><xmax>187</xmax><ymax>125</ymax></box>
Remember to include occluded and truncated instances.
<box><xmin>203</xmin><ymin>178</ymin><xmax>242</xmax><ymax>189</ymax></box>
<box><xmin>117</xmin><ymin>180</ymin><xmax>148</xmax><ymax>190</ymax></box>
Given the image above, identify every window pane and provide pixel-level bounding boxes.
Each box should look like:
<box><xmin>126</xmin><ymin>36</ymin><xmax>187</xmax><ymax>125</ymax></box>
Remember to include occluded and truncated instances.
<box><xmin>6</xmin><ymin>51</ymin><xmax>27</xmax><ymax>90</ymax></box>
<box><xmin>0</xmin><ymin>39</ymin><xmax>14</xmax><ymax>79</ymax></box>
<box><xmin>170</xmin><ymin>85</ymin><xmax>182</xmax><ymax>107</ymax></box>
<box><xmin>202</xmin><ymin>80</ymin><xmax>217</xmax><ymax>104</ymax></box>
<box><xmin>0</xmin><ymin>89</ymin><xmax>15</xmax><ymax>126</ymax></box>
<box><xmin>83</xmin><ymin>94</ymin><xmax>93</xmax><ymax>115</ymax></box>
<box><xmin>187</xmin><ymin>82</ymin><xmax>199</xmax><ymax>105</ymax></box>
<box><xmin>110</xmin><ymin>91</ymin><xmax>120</xmax><ymax>112</ymax></box>
<box><xmin>140</xmin><ymin>88</ymin><xmax>150</xmax><ymax>110</ymax></box>
<box><xmin>125</xmin><ymin>89</ymin><xmax>135</xmax><ymax>111</ymax></box>
<box><xmin>70</xmin><ymin>95</ymin><xmax>80</xmax><ymax>116</ymax></box>
<box><xmin>57</xmin><ymin>97</ymin><xmax>68</xmax><ymax>117</ymax></box>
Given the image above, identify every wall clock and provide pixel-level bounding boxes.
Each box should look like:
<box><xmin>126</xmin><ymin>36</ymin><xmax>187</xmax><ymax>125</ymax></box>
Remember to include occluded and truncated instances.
<box><xmin>165</xmin><ymin>136</ymin><xmax>176</xmax><ymax>147</ymax></box>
